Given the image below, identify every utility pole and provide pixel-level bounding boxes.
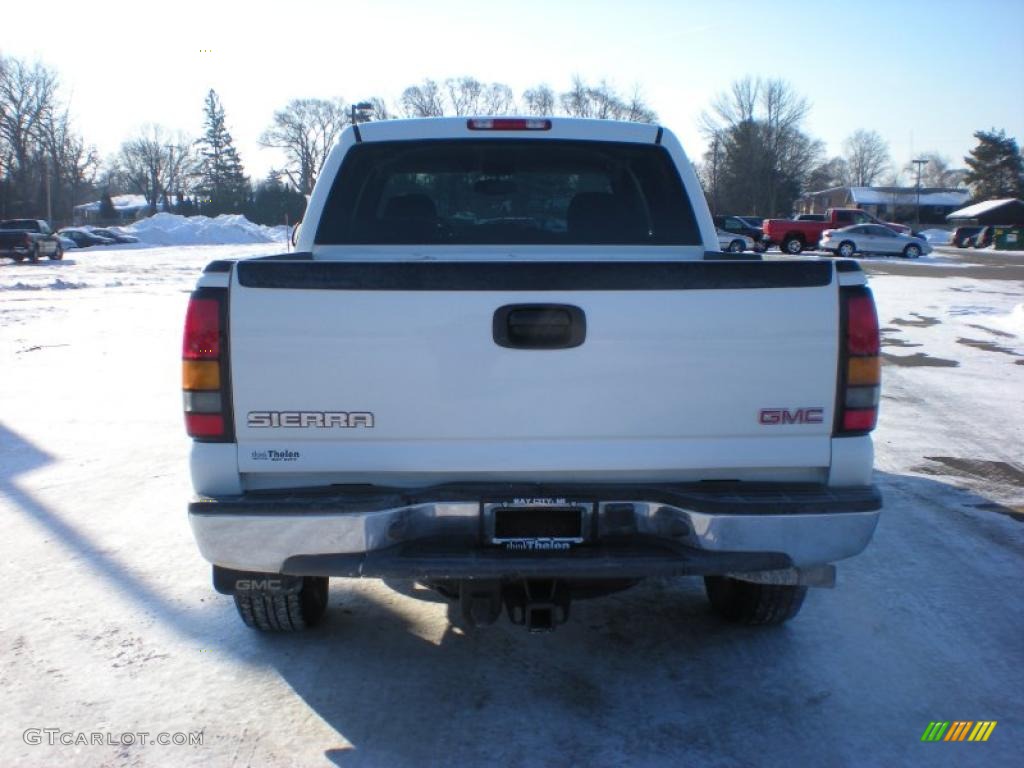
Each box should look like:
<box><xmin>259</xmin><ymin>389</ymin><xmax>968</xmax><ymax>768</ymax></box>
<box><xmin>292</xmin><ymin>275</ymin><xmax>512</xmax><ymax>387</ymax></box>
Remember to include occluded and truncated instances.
<box><xmin>912</xmin><ymin>158</ymin><xmax>928</xmax><ymax>230</ymax></box>
<box><xmin>711</xmin><ymin>132</ymin><xmax>720</xmax><ymax>216</ymax></box>
<box><xmin>45</xmin><ymin>157</ymin><xmax>52</xmax><ymax>223</ymax></box>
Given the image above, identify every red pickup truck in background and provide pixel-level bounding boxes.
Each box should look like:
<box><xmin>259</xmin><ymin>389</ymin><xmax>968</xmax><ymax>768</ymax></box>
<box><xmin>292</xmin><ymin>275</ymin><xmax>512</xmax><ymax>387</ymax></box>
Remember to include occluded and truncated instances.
<box><xmin>763</xmin><ymin>209</ymin><xmax>911</xmax><ymax>254</ymax></box>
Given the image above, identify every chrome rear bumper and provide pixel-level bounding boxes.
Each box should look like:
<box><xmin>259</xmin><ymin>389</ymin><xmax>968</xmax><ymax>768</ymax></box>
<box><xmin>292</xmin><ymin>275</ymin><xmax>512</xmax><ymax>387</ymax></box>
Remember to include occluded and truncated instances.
<box><xmin>189</xmin><ymin>482</ymin><xmax>881</xmax><ymax>576</ymax></box>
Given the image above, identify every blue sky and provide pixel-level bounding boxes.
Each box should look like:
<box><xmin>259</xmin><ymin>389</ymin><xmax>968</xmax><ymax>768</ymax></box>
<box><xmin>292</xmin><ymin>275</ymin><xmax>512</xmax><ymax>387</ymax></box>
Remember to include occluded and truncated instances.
<box><xmin>3</xmin><ymin>0</ymin><xmax>1023</xmax><ymax>182</ymax></box>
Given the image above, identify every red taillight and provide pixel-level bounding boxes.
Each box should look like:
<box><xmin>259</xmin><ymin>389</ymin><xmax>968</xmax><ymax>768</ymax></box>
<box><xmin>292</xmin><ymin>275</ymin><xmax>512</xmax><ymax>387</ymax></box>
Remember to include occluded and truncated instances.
<box><xmin>842</xmin><ymin>410</ymin><xmax>877</xmax><ymax>432</ymax></box>
<box><xmin>182</xmin><ymin>290</ymin><xmax>232</xmax><ymax>441</ymax></box>
<box><xmin>836</xmin><ymin>286</ymin><xmax>880</xmax><ymax>435</ymax></box>
<box><xmin>847</xmin><ymin>293</ymin><xmax>880</xmax><ymax>355</ymax></box>
<box><xmin>183</xmin><ymin>298</ymin><xmax>220</xmax><ymax>359</ymax></box>
<box><xmin>185</xmin><ymin>413</ymin><xmax>225</xmax><ymax>438</ymax></box>
<box><xmin>467</xmin><ymin>118</ymin><xmax>552</xmax><ymax>131</ymax></box>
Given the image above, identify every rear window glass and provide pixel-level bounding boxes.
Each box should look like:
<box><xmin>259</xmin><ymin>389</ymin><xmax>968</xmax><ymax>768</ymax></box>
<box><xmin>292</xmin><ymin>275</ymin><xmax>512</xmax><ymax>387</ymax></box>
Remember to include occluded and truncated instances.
<box><xmin>315</xmin><ymin>140</ymin><xmax>700</xmax><ymax>246</ymax></box>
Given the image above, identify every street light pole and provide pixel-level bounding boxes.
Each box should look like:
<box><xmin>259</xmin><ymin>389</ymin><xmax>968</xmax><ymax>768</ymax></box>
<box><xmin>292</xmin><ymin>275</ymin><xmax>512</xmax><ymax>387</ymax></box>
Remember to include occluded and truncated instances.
<box><xmin>350</xmin><ymin>101</ymin><xmax>374</xmax><ymax>125</ymax></box>
<box><xmin>911</xmin><ymin>158</ymin><xmax>928</xmax><ymax>230</ymax></box>
<box><xmin>711</xmin><ymin>132</ymin><xmax>720</xmax><ymax>216</ymax></box>
<box><xmin>45</xmin><ymin>157</ymin><xmax>52</xmax><ymax>223</ymax></box>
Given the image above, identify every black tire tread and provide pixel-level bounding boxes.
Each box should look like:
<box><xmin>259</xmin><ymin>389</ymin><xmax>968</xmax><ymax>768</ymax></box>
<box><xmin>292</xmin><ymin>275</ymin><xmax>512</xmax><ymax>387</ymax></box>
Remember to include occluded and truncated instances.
<box><xmin>704</xmin><ymin>575</ymin><xmax>807</xmax><ymax>625</ymax></box>
<box><xmin>233</xmin><ymin>577</ymin><xmax>328</xmax><ymax>631</ymax></box>
<box><xmin>783</xmin><ymin>237</ymin><xmax>803</xmax><ymax>254</ymax></box>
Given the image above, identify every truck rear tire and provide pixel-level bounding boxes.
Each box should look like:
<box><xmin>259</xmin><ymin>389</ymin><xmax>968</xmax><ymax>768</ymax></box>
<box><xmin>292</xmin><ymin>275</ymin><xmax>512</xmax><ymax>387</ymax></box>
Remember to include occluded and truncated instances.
<box><xmin>233</xmin><ymin>576</ymin><xmax>329</xmax><ymax>631</ymax></box>
<box><xmin>704</xmin><ymin>575</ymin><xmax>807</xmax><ymax>625</ymax></box>
<box><xmin>782</xmin><ymin>237</ymin><xmax>803</xmax><ymax>255</ymax></box>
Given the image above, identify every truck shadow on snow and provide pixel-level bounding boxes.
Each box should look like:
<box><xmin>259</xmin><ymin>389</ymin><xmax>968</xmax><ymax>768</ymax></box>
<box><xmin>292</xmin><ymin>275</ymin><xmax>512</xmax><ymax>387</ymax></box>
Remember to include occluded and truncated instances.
<box><xmin>233</xmin><ymin>477</ymin><xmax>1023</xmax><ymax>767</ymax></box>
<box><xmin>0</xmin><ymin>422</ymin><xmax>234</xmax><ymax>647</ymax></box>
<box><xmin>2</xmin><ymin>421</ymin><xmax>1021</xmax><ymax>767</ymax></box>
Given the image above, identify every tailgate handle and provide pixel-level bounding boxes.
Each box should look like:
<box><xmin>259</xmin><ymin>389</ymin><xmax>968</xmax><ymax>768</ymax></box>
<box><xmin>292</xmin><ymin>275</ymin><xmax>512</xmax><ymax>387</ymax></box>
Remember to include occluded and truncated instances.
<box><xmin>493</xmin><ymin>304</ymin><xmax>586</xmax><ymax>350</ymax></box>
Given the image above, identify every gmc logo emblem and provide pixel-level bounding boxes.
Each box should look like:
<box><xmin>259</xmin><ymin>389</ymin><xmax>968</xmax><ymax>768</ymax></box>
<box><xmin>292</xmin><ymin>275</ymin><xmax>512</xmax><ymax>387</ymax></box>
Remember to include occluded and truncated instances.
<box><xmin>759</xmin><ymin>408</ymin><xmax>825</xmax><ymax>425</ymax></box>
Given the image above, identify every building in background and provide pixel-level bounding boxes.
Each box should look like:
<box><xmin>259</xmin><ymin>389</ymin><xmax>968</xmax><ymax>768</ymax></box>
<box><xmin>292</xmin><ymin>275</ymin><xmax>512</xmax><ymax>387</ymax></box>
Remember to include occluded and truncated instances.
<box><xmin>946</xmin><ymin>198</ymin><xmax>1024</xmax><ymax>227</ymax></box>
<box><xmin>794</xmin><ymin>186</ymin><xmax>970</xmax><ymax>226</ymax></box>
<box><xmin>72</xmin><ymin>195</ymin><xmax>167</xmax><ymax>225</ymax></box>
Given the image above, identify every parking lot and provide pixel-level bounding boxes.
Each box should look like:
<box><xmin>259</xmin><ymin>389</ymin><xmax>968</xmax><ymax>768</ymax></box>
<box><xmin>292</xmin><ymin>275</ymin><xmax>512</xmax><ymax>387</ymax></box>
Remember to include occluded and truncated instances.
<box><xmin>1</xmin><ymin>244</ymin><xmax>1021</xmax><ymax>767</ymax></box>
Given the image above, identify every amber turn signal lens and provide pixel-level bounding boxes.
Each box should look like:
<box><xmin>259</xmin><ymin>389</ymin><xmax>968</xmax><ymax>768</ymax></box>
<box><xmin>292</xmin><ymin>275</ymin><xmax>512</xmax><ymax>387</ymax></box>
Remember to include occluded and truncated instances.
<box><xmin>182</xmin><ymin>360</ymin><xmax>220</xmax><ymax>390</ymax></box>
<box><xmin>847</xmin><ymin>356</ymin><xmax>880</xmax><ymax>386</ymax></box>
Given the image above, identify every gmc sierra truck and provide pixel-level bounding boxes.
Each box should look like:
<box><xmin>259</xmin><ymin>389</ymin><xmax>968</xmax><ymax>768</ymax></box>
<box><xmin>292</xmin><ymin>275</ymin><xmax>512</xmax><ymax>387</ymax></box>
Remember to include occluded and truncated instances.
<box><xmin>184</xmin><ymin>117</ymin><xmax>882</xmax><ymax>633</ymax></box>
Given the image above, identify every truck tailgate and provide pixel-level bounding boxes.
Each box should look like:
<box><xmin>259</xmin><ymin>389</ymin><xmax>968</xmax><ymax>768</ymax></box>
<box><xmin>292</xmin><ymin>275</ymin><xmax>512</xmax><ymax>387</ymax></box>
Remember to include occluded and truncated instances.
<box><xmin>228</xmin><ymin>259</ymin><xmax>838</xmax><ymax>483</ymax></box>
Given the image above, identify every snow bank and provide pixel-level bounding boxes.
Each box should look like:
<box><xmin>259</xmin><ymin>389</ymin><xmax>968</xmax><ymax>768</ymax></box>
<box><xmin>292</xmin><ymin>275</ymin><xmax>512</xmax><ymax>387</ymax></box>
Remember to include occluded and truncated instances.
<box><xmin>1</xmin><ymin>278</ymin><xmax>89</xmax><ymax>291</ymax></box>
<box><xmin>988</xmin><ymin>303</ymin><xmax>1024</xmax><ymax>336</ymax></box>
<box><xmin>124</xmin><ymin>213</ymin><xmax>288</xmax><ymax>246</ymax></box>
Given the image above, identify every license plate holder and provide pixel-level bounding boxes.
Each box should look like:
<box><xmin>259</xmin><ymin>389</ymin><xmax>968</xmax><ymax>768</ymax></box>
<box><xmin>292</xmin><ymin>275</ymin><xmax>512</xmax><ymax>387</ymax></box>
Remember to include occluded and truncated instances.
<box><xmin>483</xmin><ymin>499</ymin><xmax>593</xmax><ymax>549</ymax></box>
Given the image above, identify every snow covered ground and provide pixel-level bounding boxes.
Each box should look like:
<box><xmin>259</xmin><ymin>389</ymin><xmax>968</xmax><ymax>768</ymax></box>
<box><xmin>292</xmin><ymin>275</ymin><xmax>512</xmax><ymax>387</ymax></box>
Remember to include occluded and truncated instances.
<box><xmin>1</xmin><ymin>245</ymin><xmax>1022</xmax><ymax>767</ymax></box>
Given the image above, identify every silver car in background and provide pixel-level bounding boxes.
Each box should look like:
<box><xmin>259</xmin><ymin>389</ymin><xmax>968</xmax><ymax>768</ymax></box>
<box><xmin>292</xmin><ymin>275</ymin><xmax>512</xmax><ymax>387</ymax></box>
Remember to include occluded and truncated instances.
<box><xmin>820</xmin><ymin>224</ymin><xmax>931</xmax><ymax>259</ymax></box>
<box><xmin>716</xmin><ymin>228</ymin><xmax>755</xmax><ymax>253</ymax></box>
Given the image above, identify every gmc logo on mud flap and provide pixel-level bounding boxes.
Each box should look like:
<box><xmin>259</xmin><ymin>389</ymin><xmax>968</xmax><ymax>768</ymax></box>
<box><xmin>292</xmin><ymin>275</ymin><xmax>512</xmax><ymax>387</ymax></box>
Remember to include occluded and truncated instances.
<box><xmin>759</xmin><ymin>408</ymin><xmax>825</xmax><ymax>425</ymax></box>
<box><xmin>235</xmin><ymin>579</ymin><xmax>283</xmax><ymax>591</ymax></box>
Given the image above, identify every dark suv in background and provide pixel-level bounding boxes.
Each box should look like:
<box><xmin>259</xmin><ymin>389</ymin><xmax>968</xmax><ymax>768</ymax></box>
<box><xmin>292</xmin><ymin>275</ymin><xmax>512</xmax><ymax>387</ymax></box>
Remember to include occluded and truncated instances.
<box><xmin>950</xmin><ymin>225</ymin><xmax>983</xmax><ymax>248</ymax></box>
<box><xmin>713</xmin><ymin>215</ymin><xmax>765</xmax><ymax>251</ymax></box>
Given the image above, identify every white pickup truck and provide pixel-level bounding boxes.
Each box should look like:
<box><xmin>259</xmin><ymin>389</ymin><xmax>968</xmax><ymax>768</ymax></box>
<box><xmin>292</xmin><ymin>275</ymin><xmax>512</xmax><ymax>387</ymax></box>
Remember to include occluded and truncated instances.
<box><xmin>183</xmin><ymin>117</ymin><xmax>882</xmax><ymax>633</ymax></box>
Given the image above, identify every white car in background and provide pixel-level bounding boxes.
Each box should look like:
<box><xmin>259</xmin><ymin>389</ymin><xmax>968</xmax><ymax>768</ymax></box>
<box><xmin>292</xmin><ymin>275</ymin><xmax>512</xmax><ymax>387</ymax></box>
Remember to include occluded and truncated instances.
<box><xmin>716</xmin><ymin>228</ymin><xmax>755</xmax><ymax>253</ymax></box>
<box><xmin>820</xmin><ymin>224</ymin><xmax>932</xmax><ymax>259</ymax></box>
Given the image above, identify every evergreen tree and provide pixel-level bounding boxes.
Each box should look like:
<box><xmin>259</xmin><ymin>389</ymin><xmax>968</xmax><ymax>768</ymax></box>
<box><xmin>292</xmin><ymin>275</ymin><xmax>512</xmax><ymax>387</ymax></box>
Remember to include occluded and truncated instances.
<box><xmin>963</xmin><ymin>129</ymin><xmax>1023</xmax><ymax>201</ymax></box>
<box><xmin>246</xmin><ymin>171</ymin><xmax>307</xmax><ymax>227</ymax></box>
<box><xmin>195</xmin><ymin>89</ymin><xmax>249</xmax><ymax>215</ymax></box>
<box><xmin>99</xmin><ymin>190</ymin><xmax>117</xmax><ymax>222</ymax></box>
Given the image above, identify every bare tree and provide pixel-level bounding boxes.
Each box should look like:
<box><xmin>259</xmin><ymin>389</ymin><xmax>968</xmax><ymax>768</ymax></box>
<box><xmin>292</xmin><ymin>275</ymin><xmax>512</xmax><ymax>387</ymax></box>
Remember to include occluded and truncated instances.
<box><xmin>0</xmin><ymin>58</ymin><xmax>57</xmax><ymax>177</ymax></box>
<box><xmin>805</xmin><ymin>156</ymin><xmax>850</xmax><ymax>192</ymax></box>
<box><xmin>701</xmin><ymin>77</ymin><xmax>819</xmax><ymax>216</ymax></box>
<box><xmin>365</xmin><ymin>97</ymin><xmax>395</xmax><ymax>121</ymax></box>
<box><xmin>559</xmin><ymin>77</ymin><xmax>657</xmax><ymax>123</ymax></box>
<box><xmin>38</xmin><ymin>106</ymin><xmax>99</xmax><ymax>220</ymax></box>
<box><xmin>445</xmin><ymin>77</ymin><xmax>483</xmax><ymax>115</ymax></box>
<box><xmin>117</xmin><ymin>124</ymin><xmax>196</xmax><ymax>212</ymax></box>
<box><xmin>623</xmin><ymin>86</ymin><xmax>657</xmax><ymax>123</ymax></box>
<box><xmin>481</xmin><ymin>83</ymin><xmax>516</xmax><ymax>115</ymax></box>
<box><xmin>560</xmin><ymin>76</ymin><xmax>593</xmax><ymax>118</ymax></box>
<box><xmin>408</xmin><ymin>77</ymin><xmax>516</xmax><ymax>117</ymax></box>
<box><xmin>400</xmin><ymin>80</ymin><xmax>445</xmax><ymax>118</ymax></box>
<box><xmin>0</xmin><ymin>55</ymin><xmax>104</xmax><ymax>221</ymax></box>
<box><xmin>588</xmin><ymin>81</ymin><xmax>624</xmax><ymax>119</ymax></box>
<box><xmin>259</xmin><ymin>98</ymin><xmax>348</xmax><ymax>194</ymax></box>
<box><xmin>911</xmin><ymin>151</ymin><xmax>955</xmax><ymax>187</ymax></box>
<box><xmin>701</xmin><ymin>76</ymin><xmax>759</xmax><ymax>136</ymax></box>
<box><xmin>0</xmin><ymin>56</ymin><xmax>58</xmax><ymax>215</ymax></box>
<box><xmin>843</xmin><ymin>129</ymin><xmax>890</xmax><ymax>187</ymax></box>
<box><xmin>522</xmin><ymin>84</ymin><xmax>555</xmax><ymax>115</ymax></box>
